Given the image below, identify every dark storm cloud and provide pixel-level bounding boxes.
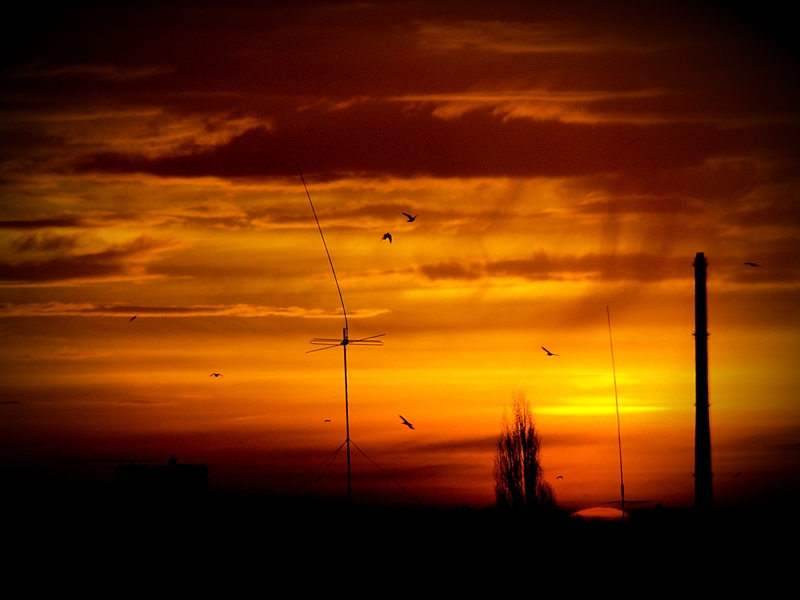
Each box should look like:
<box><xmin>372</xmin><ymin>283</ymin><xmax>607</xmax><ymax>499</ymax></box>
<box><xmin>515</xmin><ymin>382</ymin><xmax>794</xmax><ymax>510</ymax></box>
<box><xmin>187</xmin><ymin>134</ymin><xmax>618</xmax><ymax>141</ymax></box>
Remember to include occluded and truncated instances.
<box><xmin>5</xmin><ymin>2</ymin><xmax>798</xmax><ymax>191</ymax></box>
<box><xmin>75</xmin><ymin>104</ymin><xmax>731</xmax><ymax>180</ymax></box>
<box><xmin>6</xmin><ymin>2</ymin><xmax>796</xmax><ymax>114</ymax></box>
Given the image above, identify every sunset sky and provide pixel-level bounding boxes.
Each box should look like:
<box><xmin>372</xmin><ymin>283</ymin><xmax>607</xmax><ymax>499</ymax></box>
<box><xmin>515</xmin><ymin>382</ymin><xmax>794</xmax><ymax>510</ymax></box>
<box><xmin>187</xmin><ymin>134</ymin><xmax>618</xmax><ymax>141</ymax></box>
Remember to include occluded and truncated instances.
<box><xmin>1</xmin><ymin>1</ymin><xmax>798</xmax><ymax>511</ymax></box>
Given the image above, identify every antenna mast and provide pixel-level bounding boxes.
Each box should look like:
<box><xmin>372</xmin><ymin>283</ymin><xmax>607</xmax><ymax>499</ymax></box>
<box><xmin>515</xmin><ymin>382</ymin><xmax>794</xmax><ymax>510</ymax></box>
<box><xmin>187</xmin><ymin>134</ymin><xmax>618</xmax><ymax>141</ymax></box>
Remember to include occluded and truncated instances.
<box><xmin>298</xmin><ymin>163</ymin><xmax>383</xmax><ymax>507</ymax></box>
<box><xmin>607</xmin><ymin>306</ymin><xmax>625</xmax><ymax>520</ymax></box>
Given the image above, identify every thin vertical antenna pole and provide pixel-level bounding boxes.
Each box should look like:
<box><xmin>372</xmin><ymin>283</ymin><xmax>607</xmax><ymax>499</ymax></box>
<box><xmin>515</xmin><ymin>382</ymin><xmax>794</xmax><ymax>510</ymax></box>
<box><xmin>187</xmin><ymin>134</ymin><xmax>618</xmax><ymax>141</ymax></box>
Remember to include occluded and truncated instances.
<box><xmin>344</xmin><ymin>333</ymin><xmax>351</xmax><ymax>505</ymax></box>
<box><xmin>297</xmin><ymin>162</ymin><xmax>354</xmax><ymax>507</ymax></box>
<box><xmin>296</xmin><ymin>162</ymin><xmax>348</xmax><ymax>330</ymax></box>
<box><xmin>607</xmin><ymin>306</ymin><xmax>625</xmax><ymax>520</ymax></box>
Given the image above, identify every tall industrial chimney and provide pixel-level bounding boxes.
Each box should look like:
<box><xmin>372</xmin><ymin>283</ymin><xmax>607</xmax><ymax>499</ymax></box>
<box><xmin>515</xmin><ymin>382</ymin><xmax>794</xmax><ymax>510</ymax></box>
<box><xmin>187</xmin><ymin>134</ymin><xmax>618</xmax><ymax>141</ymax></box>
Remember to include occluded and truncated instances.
<box><xmin>693</xmin><ymin>252</ymin><xmax>713</xmax><ymax>510</ymax></box>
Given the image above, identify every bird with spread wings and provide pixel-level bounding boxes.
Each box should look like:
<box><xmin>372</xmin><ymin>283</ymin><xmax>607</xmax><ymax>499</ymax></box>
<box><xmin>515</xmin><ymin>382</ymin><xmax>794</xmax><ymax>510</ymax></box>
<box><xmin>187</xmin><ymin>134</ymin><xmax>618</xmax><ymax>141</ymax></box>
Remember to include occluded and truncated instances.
<box><xmin>399</xmin><ymin>415</ymin><xmax>415</xmax><ymax>430</ymax></box>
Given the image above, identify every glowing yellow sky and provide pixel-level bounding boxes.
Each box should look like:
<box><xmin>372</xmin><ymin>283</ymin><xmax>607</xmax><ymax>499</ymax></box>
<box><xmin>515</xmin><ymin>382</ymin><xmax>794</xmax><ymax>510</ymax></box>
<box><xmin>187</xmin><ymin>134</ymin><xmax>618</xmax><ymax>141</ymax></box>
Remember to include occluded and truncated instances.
<box><xmin>1</xmin><ymin>1</ymin><xmax>798</xmax><ymax>510</ymax></box>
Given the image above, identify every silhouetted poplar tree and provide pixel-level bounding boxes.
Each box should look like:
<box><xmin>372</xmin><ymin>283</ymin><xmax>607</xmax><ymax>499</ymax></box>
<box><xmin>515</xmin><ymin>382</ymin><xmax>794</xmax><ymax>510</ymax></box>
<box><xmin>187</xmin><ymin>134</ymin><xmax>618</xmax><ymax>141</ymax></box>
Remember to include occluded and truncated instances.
<box><xmin>493</xmin><ymin>392</ymin><xmax>555</xmax><ymax>512</ymax></box>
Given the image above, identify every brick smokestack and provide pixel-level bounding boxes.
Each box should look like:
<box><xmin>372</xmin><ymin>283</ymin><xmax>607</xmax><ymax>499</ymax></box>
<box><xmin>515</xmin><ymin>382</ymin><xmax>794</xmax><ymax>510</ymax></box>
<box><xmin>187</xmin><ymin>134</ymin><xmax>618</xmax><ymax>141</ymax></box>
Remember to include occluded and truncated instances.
<box><xmin>693</xmin><ymin>252</ymin><xmax>713</xmax><ymax>511</ymax></box>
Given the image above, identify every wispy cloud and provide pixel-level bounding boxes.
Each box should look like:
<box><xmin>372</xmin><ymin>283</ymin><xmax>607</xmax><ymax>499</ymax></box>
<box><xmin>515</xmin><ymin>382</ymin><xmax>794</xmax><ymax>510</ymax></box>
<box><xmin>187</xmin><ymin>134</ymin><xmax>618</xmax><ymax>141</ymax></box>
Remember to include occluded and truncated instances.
<box><xmin>536</xmin><ymin>404</ymin><xmax>668</xmax><ymax>416</ymax></box>
<box><xmin>575</xmin><ymin>195</ymin><xmax>703</xmax><ymax>215</ymax></box>
<box><xmin>14</xmin><ymin>347</ymin><xmax>115</xmax><ymax>361</ymax></box>
<box><xmin>420</xmin><ymin>436</ymin><xmax>496</xmax><ymax>454</ymax></box>
<box><xmin>414</xmin><ymin>20</ymin><xmax>638</xmax><ymax>55</ymax></box>
<box><xmin>418</xmin><ymin>252</ymin><xmax>692</xmax><ymax>283</ymax></box>
<box><xmin>13</xmin><ymin>231</ymin><xmax>82</xmax><ymax>252</ymax></box>
<box><xmin>0</xmin><ymin>234</ymin><xmax>179</xmax><ymax>285</ymax></box>
<box><xmin>7</xmin><ymin>61</ymin><xmax>176</xmax><ymax>81</ymax></box>
<box><xmin>68</xmin><ymin>98</ymin><xmax>736</xmax><ymax>181</ymax></box>
<box><xmin>0</xmin><ymin>216</ymin><xmax>86</xmax><ymax>230</ymax></box>
<box><xmin>0</xmin><ymin>302</ymin><xmax>388</xmax><ymax>319</ymax></box>
<box><xmin>392</xmin><ymin>88</ymin><xmax>676</xmax><ymax>124</ymax></box>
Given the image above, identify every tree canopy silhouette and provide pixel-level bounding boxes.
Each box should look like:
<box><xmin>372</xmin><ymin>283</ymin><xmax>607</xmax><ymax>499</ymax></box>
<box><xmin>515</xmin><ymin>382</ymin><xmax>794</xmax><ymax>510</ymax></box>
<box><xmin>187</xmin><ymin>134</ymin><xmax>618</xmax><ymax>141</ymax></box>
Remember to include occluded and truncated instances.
<box><xmin>493</xmin><ymin>392</ymin><xmax>556</xmax><ymax>512</ymax></box>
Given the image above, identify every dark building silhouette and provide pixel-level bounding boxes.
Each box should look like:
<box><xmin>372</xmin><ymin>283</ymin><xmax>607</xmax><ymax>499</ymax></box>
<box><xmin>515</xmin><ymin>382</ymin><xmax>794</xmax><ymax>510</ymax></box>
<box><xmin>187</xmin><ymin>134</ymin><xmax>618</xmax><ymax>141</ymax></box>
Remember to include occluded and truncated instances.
<box><xmin>693</xmin><ymin>252</ymin><xmax>713</xmax><ymax>511</ymax></box>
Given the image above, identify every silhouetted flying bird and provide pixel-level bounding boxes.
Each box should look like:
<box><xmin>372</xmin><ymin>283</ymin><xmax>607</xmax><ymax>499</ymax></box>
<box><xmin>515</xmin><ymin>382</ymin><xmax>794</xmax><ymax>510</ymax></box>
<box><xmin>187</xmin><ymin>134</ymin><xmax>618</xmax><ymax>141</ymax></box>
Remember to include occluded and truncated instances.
<box><xmin>542</xmin><ymin>346</ymin><xmax>559</xmax><ymax>356</ymax></box>
<box><xmin>402</xmin><ymin>213</ymin><xmax>418</xmax><ymax>222</ymax></box>
<box><xmin>399</xmin><ymin>415</ymin><xmax>414</xmax><ymax>430</ymax></box>
<box><xmin>129</xmin><ymin>314</ymin><xmax>138</xmax><ymax>322</ymax></box>
<box><xmin>210</xmin><ymin>373</ymin><xmax>223</xmax><ymax>378</ymax></box>
<box><xmin>744</xmin><ymin>262</ymin><xmax>760</xmax><ymax>267</ymax></box>
<box><xmin>382</xmin><ymin>233</ymin><xmax>392</xmax><ymax>243</ymax></box>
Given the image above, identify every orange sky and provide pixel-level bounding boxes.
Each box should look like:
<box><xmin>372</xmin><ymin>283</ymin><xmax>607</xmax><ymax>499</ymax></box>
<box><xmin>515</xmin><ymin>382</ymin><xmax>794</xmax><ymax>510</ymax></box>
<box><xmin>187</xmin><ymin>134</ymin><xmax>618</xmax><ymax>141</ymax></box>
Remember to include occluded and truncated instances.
<box><xmin>1</xmin><ymin>1</ymin><xmax>798</xmax><ymax>511</ymax></box>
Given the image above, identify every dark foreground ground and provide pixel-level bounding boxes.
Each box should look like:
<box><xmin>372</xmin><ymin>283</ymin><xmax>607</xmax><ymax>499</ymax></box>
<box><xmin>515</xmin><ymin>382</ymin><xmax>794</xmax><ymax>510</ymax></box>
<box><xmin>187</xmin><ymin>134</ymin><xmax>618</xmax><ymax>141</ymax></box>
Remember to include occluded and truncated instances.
<box><xmin>1</xmin><ymin>479</ymin><xmax>795</xmax><ymax>592</ymax></box>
